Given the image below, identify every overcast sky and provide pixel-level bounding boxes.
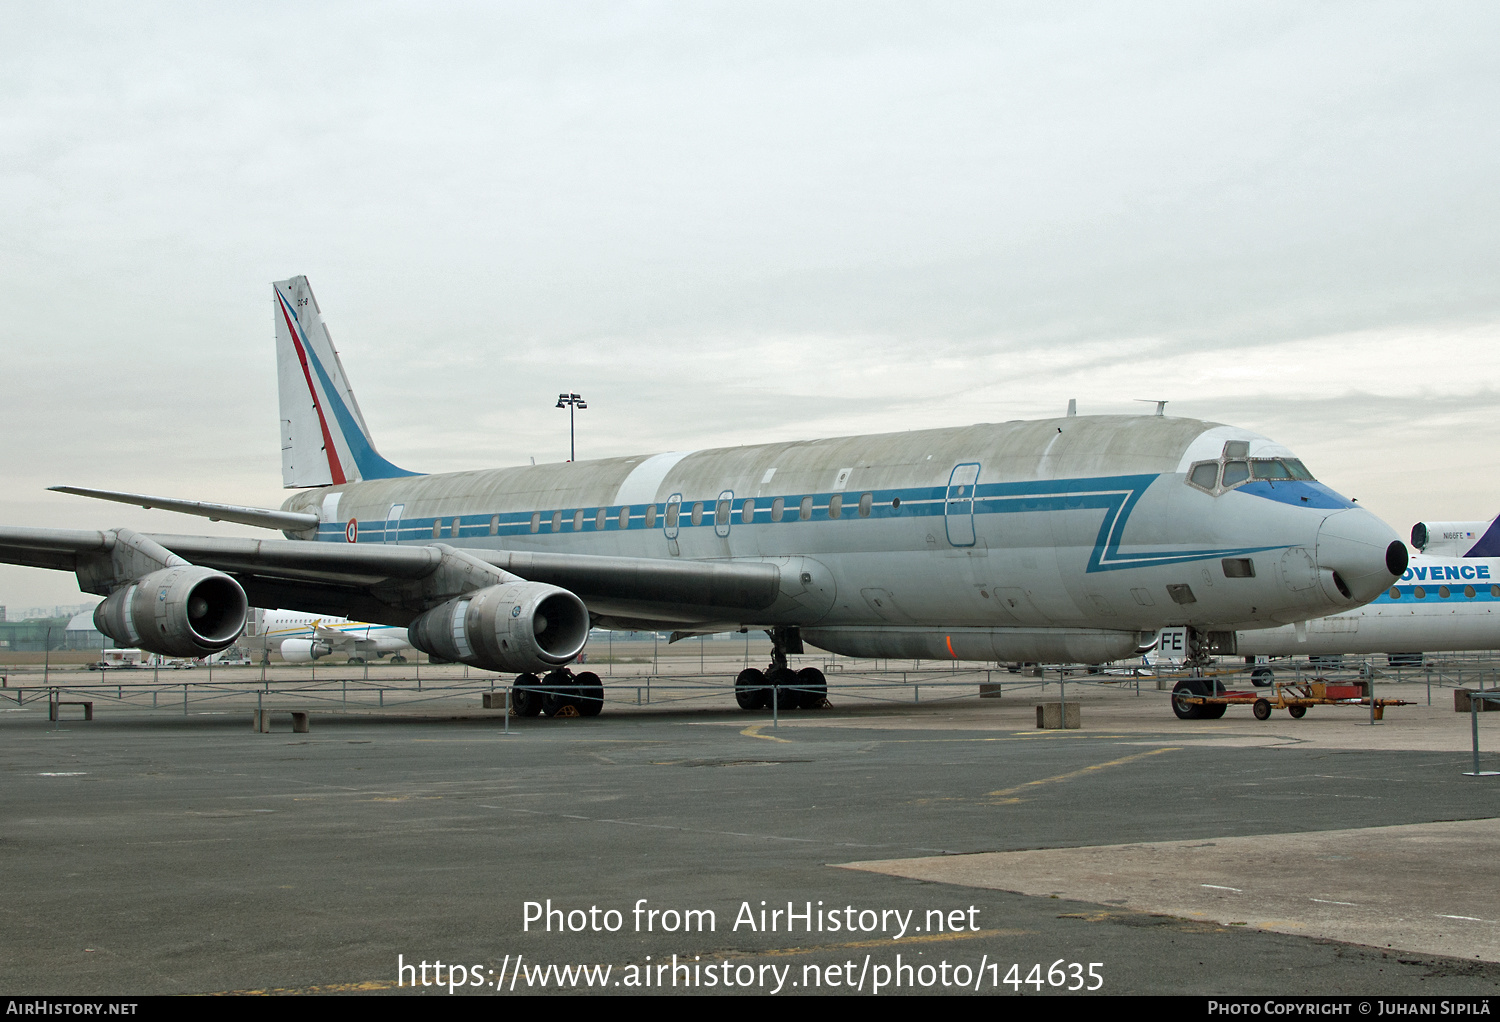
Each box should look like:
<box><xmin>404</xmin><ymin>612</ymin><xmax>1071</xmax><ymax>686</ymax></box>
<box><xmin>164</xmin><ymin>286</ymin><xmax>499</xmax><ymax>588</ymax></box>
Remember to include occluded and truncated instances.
<box><xmin>3</xmin><ymin>2</ymin><xmax>1498</xmax><ymax>611</ymax></box>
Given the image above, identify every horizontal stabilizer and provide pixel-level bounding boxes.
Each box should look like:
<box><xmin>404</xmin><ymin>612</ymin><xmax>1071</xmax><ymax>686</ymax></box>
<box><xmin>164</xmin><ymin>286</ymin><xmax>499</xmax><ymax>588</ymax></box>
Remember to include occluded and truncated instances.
<box><xmin>50</xmin><ymin>486</ymin><xmax>319</xmax><ymax>533</ymax></box>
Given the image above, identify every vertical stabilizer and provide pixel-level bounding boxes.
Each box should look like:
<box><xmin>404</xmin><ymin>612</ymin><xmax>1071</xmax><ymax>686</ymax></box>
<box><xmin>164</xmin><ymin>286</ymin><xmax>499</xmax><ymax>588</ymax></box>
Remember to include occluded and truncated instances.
<box><xmin>273</xmin><ymin>277</ymin><xmax>419</xmax><ymax>488</ymax></box>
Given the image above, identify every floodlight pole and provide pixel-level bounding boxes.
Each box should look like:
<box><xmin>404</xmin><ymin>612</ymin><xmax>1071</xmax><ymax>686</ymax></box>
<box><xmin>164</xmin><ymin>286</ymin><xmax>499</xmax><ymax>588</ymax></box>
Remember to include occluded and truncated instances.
<box><xmin>556</xmin><ymin>392</ymin><xmax>587</xmax><ymax>462</ymax></box>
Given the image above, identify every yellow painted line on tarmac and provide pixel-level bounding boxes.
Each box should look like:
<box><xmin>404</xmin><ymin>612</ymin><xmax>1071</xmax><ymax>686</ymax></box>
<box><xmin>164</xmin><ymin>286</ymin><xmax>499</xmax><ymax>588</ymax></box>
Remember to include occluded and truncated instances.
<box><xmin>741</xmin><ymin>723</ymin><xmax>792</xmax><ymax>743</ymax></box>
<box><xmin>981</xmin><ymin>746</ymin><xmax>1180</xmax><ymax>804</ymax></box>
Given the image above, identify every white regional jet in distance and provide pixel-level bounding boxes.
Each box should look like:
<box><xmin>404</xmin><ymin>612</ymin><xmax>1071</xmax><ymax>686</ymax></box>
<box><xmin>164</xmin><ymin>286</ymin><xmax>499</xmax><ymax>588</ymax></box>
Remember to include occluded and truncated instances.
<box><xmin>243</xmin><ymin>609</ymin><xmax>412</xmax><ymax>664</ymax></box>
<box><xmin>0</xmin><ymin>276</ymin><xmax>1409</xmax><ymax>718</ymax></box>
<box><xmin>1236</xmin><ymin>515</ymin><xmax>1500</xmax><ymax>669</ymax></box>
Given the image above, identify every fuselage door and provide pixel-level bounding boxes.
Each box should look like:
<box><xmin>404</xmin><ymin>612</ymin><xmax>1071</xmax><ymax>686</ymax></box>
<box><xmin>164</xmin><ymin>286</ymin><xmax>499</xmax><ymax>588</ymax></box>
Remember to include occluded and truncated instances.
<box><xmin>664</xmin><ymin>493</ymin><xmax>683</xmax><ymax>540</ymax></box>
<box><xmin>714</xmin><ymin>489</ymin><xmax>734</xmax><ymax>538</ymax></box>
<box><xmin>384</xmin><ymin>503</ymin><xmax>405</xmax><ymax>544</ymax></box>
<box><xmin>945</xmin><ymin>463</ymin><xmax>981</xmax><ymax>547</ymax></box>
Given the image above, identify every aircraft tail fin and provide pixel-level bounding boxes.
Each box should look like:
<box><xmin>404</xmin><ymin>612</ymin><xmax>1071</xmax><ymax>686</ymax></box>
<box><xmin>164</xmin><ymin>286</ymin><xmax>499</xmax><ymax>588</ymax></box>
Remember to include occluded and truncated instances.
<box><xmin>273</xmin><ymin>276</ymin><xmax>419</xmax><ymax>488</ymax></box>
<box><xmin>1411</xmin><ymin>516</ymin><xmax>1500</xmax><ymax>557</ymax></box>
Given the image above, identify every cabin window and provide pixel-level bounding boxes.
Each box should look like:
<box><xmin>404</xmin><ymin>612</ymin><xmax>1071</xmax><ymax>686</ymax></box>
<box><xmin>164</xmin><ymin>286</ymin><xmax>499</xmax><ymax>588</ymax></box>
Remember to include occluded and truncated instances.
<box><xmin>771</xmin><ymin>498</ymin><xmax>785</xmax><ymax>523</ymax></box>
<box><xmin>1439</xmin><ymin>586</ymin><xmax>1451</xmax><ymax>599</ymax></box>
<box><xmin>595</xmin><ymin>508</ymin><xmax>607</xmax><ymax>530</ymax></box>
<box><xmin>618</xmin><ymin>507</ymin><xmax>630</xmax><ymax>529</ymax></box>
<box><xmin>489</xmin><ymin>515</ymin><xmax>500</xmax><ymax>536</ymax></box>
<box><xmin>1189</xmin><ymin>463</ymin><xmax>1219</xmax><ymax>491</ymax></box>
<box><xmin>530</xmin><ymin>512</ymin><xmax>541</xmax><ymax>534</ymax></box>
<box><xmin>665</xmin><ymin>503</ymin><xmax>679</xmax><ymax>529</ymax></box>
<box><xmin>551</xmin><ymin>511</ymin><xmax>562</xmax><ymax>533</ymax></box>
<box><xmin>716</xmin><ymin>498</ymin><xmax>730</xmax><ymax>524</ymax></box>
<box><xmin>1465</xmin><ymin>585</ymin><xmax>1476</xmax><ymax>598</ymax></box>
<box><xmin>691</xmin><ymin>502</ymin><xmax>704</xmax><ymax>526</ymax></box>
<box><xmin>432</xmin><ymin>520</ymin><xmax>443</xmax><ymax>538</ymax></box>
<box><xmin>573</xmin><ymin>510</ymin><xmax>585</xmax><ymax>531</ymax></box>
<box><xmin>451</xmin><ymin>519</ymin><xmax>460</xmax><ymax>538</ymax></box>
<box><xmin>1221</xmin><ymin>461</ymin><xmax>1250</xmax><ymax>487</ymax></box>
<box><xmin>858</xmin><ymin>492</ymin><xmax>873</xmax><ymax>517</ymax></box>
<box><xmin>799</xmin><ymin>496</ymin><xmax>813</xmax><ymax>521</ymax></box>
<box><xmin>1389</xmin><ymin>587</ymin><xmax>1401</xmax><ymax>599</ymax></box>
<box><xmin>1222</xmin><ymin>558</ymin><xmax>1255</xmax><ymax>578</ymax></box>
<box><xmin>1414</xmin><ymin>586</ymin><xmax>1426</xmax><ymax>599</ymax></box>
<box><xmin>645</xmin><ymin>504</ymin><xmax>657</xmax><ymax>529</ymax></box>
<box><xmin>891</xmin><ymin>497</ymin><xmax>901</xmax><ymax>510</ymax></box>
<box><xmin>741</xmin><ymin>498</ymin><xmax>755</xmax><ymax>525</ymax></box>
<box><xmin>828</xmin><ymin>494</ymin><xmax>843</xmax><ymax>519</ymax></box>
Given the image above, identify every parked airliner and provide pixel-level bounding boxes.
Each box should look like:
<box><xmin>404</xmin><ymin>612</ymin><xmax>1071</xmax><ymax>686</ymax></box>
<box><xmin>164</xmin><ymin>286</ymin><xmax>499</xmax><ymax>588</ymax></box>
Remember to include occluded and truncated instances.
<box><xmin>242</xmin><ymin>608</ymin><xmax>411</xmax><ymax>664</ymax></box>
<box><xmin>0</xmin><ymin>276</ymin><xmax>1407</xmax><ymax>717</ymax></box>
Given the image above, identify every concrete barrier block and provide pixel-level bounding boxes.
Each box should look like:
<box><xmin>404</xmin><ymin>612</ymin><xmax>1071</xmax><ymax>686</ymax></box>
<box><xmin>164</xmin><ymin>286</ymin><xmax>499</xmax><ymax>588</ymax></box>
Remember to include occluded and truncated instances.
<box><xmin>979</xmin><ymin>684</ymin><xmax>1003</xmax><ymax>699</ymax></box>
<box><xmin>291</xmin><ymin>711</ymin><xmax>310</xmax><ymax>733</ymax></box>
<box><xmin>252</xmin><ymin>709</ymin><xmax>270</xmax><ymax>733</ymax></box>
<box><xmin>1036</xmin><ymin>702</ymin><xmax>1081</xmax><ymax>729</ymax></box>
<box><xmin>482</xmin><ymin>692</ymin><xmax>508</xmax><ymax>709</ymax></box>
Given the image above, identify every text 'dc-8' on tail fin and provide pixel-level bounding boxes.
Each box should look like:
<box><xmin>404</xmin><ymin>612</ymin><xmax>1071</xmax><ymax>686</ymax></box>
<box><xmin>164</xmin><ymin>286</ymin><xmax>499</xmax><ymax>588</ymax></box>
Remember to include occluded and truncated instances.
<box><xmin>273</xmin><ymin>276</ymin><xmax>419</xmax><ymax>489</ymax></box>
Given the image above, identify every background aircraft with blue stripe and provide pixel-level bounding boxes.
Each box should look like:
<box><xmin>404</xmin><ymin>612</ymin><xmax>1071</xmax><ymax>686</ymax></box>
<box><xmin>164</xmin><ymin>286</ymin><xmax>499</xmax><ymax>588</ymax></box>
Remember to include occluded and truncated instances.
<box><xmin>0</xmin><ymin>275</ymin><xmax>1408</xmax><ymax>716</ymax></box>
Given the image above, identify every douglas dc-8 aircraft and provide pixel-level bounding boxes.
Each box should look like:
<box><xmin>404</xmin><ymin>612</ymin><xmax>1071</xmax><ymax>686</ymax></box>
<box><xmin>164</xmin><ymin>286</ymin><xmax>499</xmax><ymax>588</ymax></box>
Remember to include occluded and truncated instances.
<box><xmin>1236</xmin><ymin>515</ymin><xmax>1500</xmax><ymax>665</ymax></box>
<box><xmin>0</xmin><ymin>276</ymin><xmax>1408</xmax><ymax>716</ymax></box>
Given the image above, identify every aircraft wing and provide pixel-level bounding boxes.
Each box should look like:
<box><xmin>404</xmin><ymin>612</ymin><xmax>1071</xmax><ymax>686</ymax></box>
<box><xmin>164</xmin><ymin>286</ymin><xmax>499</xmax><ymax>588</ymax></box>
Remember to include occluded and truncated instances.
<box><xmin>0</xmin><ymin>527</ymin><xmax>783</xmax><ymax>628</ymax></box>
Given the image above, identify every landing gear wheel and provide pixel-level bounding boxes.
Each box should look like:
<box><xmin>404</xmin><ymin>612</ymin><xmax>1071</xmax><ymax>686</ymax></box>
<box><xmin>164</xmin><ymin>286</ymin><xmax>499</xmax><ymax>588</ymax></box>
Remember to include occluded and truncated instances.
<box><xmin>347</xmin><ymin>656</ymin><xmax>365</xmax><ymax>665</ymax></box>
<box><xmin>795</xmin><ymin>667</ymin><xmax>827</xmax><ymax>708</ymax></box>
<box><xmin>1253</xmin><ymin>698</ymin><xmax>1272</xmax><ymax>721</ymax></box>
<box><xmin>390</xmin><ymin>655</ymin><xmax>408</xmax><ymax>665</ymax></box>
<box><xmin>1250</xmin><ymin>666</ymin><xmax>1274</xmax><ymax>687</ymax></box>
<box><xmin>735</xmin><ymin>668</ymin><xmax>768</xmax><ymax>710</ymax></box>
<box><xmin>766</xmin><ymin>666</ymin><xmax>798</xmax><ymax>710</ymax></box>
<box><xmin>574</xmin><ymin>671</ymin><xmax>604</xmax><ymax>717</ymax></box>
<box><xmin>1287</xmin><ymin>704</ymin><xmax>1307</xmax><ymax>719</ymax></box>
<box><xmin>1172</xmin><ymin>679</ymin><xmax>1205</xmax><ymax>720</ymax></box>
<box><xmin>512</xmin><ymin>673</ymin><xmax>543</xmax><ymax>717</ymax></box>
<box><xmin>542</xmin><ymin>669</ymin><xmax>577</xmax><ymax>717</ymax></box>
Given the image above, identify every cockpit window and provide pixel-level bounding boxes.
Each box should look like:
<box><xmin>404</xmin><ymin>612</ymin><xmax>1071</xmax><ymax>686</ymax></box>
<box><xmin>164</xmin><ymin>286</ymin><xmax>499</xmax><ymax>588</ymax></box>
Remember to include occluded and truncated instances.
<box><xmin>1189</xmin><ymin>463</ymin><xmax>1219</xmax><ymax>491</ymax></box>
<box><xmin>1187</xmin><ymin>445</ymin><xmax>1317</xmax><ymax>495</ymax></box>
<box><xmin>1250</xmin><ymin>459</ymin><xmax>1293</xmax><ymax>481</ymax></box>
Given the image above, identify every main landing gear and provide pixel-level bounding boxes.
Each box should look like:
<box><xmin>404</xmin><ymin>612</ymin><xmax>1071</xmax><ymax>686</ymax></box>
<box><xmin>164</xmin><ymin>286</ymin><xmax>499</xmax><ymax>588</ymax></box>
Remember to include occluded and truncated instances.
<box><xmin>735</xmin><ymin>627</ymin><xmax>828</xmax><ymax>712</ymax></box>
<box><xmin>510</xmin><ymin>668</ymin><xmax>604</xmax><ymax>718</ymax></box>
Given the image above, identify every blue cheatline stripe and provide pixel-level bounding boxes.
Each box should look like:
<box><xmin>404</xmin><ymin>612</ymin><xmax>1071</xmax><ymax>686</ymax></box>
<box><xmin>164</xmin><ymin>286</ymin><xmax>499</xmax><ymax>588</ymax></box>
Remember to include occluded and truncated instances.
<box><xmin>315</xmin><ymin>472</ymin><xmax>1285</xmax><ymax>574</ymax></box>
<box><xmin>280</xmin><ymin>293</ymin><xmax>420</xmax><ymax>481</ymax></box>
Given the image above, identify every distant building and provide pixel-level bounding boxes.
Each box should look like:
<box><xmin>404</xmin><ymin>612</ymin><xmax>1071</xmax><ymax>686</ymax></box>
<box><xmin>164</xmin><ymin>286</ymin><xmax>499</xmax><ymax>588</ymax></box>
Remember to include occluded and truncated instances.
<box><xmin>65</xmin><ymin>612</ymin><xmax>113</xmax><ymax>651</ymax></box>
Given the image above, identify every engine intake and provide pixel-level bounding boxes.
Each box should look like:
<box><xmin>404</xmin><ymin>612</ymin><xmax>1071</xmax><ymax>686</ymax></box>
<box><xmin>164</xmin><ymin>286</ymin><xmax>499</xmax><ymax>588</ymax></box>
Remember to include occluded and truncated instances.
<box><xmin>94</xmin><ymin>566</ymin><xmax>248</xmax><ymax>658</ymax></box>
<box><xmin>407</xmin><ymin>582</ymin><xmax>590</xmax><ymax>674</ymax></box>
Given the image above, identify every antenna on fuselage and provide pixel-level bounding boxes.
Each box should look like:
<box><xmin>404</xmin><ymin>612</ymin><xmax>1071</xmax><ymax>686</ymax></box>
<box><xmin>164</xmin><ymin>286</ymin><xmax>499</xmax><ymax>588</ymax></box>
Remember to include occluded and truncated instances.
<box><xmin>1135</xmin><ymin>399</ymin><xmax>1168</xmax><ymax>416</ymax></box>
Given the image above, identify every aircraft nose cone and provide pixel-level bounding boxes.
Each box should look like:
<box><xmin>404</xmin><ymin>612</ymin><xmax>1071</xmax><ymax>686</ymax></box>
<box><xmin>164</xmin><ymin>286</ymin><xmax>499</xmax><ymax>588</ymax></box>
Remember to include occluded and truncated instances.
<box><xmin>1315</xmin><ymin>508</ymin><xmax>1406</xmax><ymax>604</ymax></box>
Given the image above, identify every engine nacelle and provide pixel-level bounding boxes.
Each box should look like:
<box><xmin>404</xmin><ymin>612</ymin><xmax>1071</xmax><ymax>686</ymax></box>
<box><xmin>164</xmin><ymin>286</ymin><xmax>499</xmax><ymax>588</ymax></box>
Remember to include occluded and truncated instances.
<box><xmin>407</xmin><ymin>582</ymin><xmax>590</xmax><ymax>673</ymax></box>
<box><xmin>94</xmin><ymin>566</ymin><xmax>248</xmax><ymax>658</ymax></box>
<box><xmin>279</xmin><ymin>638</ymin><xmax>334</xmax><ymax>663</ymax></box>
<box><xmin>1411</xmin><ymin>521</ymin><xmax>1492</xmax><ymax>556</ymax></box>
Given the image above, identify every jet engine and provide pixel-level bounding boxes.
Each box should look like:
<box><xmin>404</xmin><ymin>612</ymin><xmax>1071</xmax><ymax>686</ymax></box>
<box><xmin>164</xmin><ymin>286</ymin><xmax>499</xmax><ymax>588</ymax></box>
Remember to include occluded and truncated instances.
<box><xmin>94</xmin><ymin>565</ymin><xmax>248</xmax><ymax>658</ymax></box>
<box><xmin>279</xmin><ymin>638</ymin><xmax>335</xmax><ymax>663</ymax></box>
<box><xmin>407</xmin><ymin>582</ymin><xmax>590</xmax><ymax>674</ymax></box>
